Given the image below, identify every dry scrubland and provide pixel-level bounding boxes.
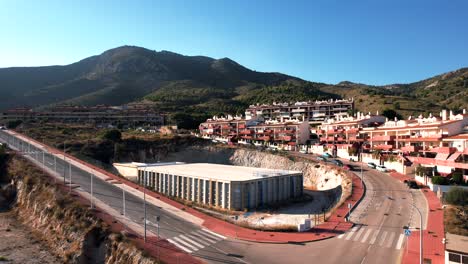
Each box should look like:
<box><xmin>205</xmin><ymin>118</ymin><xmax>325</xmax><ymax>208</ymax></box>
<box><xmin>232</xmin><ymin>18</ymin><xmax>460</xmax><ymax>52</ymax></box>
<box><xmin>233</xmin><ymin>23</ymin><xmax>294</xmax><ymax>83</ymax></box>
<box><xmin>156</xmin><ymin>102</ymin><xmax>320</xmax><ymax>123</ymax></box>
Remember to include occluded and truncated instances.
<box><xmin>0</xmin><ymin>154</ymin><xmax>159</xmax><ymax>264</ymax></box>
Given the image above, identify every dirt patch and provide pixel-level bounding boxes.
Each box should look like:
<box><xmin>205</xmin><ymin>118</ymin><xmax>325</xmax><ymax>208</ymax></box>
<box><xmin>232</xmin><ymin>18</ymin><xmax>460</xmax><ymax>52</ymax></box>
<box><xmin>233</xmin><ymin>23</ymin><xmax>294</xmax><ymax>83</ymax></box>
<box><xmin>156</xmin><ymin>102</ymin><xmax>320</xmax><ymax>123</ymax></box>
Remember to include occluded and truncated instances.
<box><xmin>0</xmin><ymin>211</ymin><xmax>60</xmax><ymax>264</ymax></box>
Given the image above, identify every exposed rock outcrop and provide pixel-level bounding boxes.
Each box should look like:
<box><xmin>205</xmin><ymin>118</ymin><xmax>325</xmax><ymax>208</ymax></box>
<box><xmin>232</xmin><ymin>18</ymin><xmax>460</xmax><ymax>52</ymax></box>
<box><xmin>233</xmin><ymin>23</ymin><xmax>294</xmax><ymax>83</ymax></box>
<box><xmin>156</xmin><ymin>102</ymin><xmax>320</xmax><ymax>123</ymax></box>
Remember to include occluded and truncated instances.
<box><xmin>1</xmin><ymin>155</ymin><xmax>158</xmax><ymax>264</ymax></box>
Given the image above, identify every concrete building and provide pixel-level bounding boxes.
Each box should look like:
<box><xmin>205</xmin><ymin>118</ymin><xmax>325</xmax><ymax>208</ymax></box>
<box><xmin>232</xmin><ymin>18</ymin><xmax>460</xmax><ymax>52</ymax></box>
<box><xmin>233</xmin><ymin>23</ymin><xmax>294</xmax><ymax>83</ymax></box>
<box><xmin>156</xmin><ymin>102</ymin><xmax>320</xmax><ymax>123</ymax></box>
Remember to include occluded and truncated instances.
<box><xmin>113</xmin><ymin>162</ymin><xmax>185</xmax><ymax>182</ymax></box>
<box><xmin>245</xmin><ymin>99</ymin><xmax>354</xmax><ymax>124</ymax></box>
<box><xmin>136</xmin><ymin>163</ymin><xmax>303</xmax><ymax>210</ymax></box>
<box><xmin>445</xmin><ymin>233</ymin><xmax>468</xmax><ymax>264</ymax></box>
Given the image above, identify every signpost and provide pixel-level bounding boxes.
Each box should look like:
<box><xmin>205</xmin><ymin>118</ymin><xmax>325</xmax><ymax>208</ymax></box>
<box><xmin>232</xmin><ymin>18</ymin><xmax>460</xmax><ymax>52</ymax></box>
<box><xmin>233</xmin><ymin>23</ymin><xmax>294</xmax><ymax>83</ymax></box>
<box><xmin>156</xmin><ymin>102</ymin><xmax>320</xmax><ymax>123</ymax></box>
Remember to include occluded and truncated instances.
<box><xmin>347</xmin><ymin>203</ymin><xmax>352</xmax><ymax>222</ymax></box>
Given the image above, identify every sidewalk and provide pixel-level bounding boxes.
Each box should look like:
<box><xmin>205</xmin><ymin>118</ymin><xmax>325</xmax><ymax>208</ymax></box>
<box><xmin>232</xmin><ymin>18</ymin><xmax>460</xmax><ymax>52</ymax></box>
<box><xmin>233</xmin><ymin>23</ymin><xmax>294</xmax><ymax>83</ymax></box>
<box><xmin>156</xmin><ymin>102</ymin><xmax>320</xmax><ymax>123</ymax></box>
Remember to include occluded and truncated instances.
<box><xmin>8</xmin><ymin>130</ymin><xmax>365</xmax><ymax>243</ymax></box>
<box><xmin>5</xmin><ymin>132</ymin><xmax>200</xmax><ymax>264</ymax></box>
<box><xmin>389</xmin><ymin>172</ymin><xmax>444</xmax><ymax>264</ymax></box>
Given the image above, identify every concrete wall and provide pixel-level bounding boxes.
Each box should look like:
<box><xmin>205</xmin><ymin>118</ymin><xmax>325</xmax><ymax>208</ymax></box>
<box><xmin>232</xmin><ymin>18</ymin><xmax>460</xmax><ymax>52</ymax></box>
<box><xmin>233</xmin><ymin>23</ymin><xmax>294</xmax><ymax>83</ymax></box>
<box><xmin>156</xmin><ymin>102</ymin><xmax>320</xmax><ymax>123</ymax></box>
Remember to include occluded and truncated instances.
<box><xmin>113</xmin><ymin>164</ymin><xmax>139</xmax><ymax>181</ymax></box>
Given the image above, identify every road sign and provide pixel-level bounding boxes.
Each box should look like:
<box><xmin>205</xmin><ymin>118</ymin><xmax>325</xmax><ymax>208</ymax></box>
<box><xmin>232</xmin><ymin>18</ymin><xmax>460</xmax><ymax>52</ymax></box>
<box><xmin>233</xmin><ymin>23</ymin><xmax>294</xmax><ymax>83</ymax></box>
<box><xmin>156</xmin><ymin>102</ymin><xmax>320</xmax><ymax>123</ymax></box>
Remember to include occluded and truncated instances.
<box><xmin>404</xmin><ymin>229</ymin><xmax>412</xmax><ymax>236</ymax></box>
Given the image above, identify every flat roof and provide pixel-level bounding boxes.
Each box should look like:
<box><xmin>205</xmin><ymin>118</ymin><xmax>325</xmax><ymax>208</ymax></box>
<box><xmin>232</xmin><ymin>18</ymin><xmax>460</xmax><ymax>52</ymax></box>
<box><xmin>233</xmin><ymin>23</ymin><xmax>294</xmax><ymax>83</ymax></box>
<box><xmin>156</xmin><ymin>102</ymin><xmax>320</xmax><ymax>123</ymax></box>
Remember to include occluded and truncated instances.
<box><xmin>140</xmin><ymin>163</ymin><xmax>302</xmax><ymax>182</ymax></box>
<box><xmin>113</xmin><ymin>162</ymin><xmax>185</xmax><ymax>168</ymax></box>
<box><xmin>446</xmin><ymin>233</ymin><xmax>468</xmax><ymax>253</ymax></box>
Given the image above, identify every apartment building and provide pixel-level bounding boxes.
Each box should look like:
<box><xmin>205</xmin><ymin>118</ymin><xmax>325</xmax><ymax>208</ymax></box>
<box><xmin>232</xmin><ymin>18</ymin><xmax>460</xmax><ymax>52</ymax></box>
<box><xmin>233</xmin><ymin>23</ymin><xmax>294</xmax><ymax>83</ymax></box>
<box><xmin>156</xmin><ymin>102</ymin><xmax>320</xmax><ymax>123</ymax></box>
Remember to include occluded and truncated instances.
<box><xmin>245</xmin><ymin>99</ymin><xmax>354</xmax><ymax>124</ymax></box>
<box><xmin>0</xmin><ymin>104</ymin><xmax>165</xmax><ymax>126</ymax></box>
<box><xmin>198</xmin><ymin>115</ymin><xmax>310</xmax><ymax>148</ymax></box>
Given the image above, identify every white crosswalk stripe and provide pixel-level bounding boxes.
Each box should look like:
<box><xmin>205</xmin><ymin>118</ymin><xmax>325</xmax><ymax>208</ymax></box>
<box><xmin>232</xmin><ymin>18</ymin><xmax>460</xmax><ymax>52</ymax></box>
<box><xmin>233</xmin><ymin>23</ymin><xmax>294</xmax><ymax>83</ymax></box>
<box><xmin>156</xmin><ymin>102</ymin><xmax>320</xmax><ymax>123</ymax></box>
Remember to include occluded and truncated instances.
<box><xmin>345</xmin><ymin>226</ymin><xmax>359</xmax><ymax>240</ymax></box>
<box><xmin>361</xmin><ymin>229</ymin><xmax>372</xmax><ymax>243</ymax></box>
<box><xmin>395</xmin><ymin>234</ymin><xmax>405</xmax><ymax>250</ymax></box>
<box><xmin>386</xmin><ymin>232</ymin><xmax>396</xmax><ymax>248</ymax></box>
<box><xmin>167</xmin><ymin>229</ymin><xmax>226</xmax><ymax>254</ymax></box>
<box><xmin>353</xmin><ymin>227</ymin><xmax>366</xmax><ymax>241</ymax></box>
<box><xmin>369</xmin><ymin>229</ymin><xmax>380</xmax><ymax>245</ymax></box>
<box><xmin>378</xmin><ymin>231</ymin><xmax>388</xmax><ymax>246</ymax></box>
<box><xmin>337</xmin><ymin>227</ymin><xmax>405</xmax><ymax>251</ymax></box>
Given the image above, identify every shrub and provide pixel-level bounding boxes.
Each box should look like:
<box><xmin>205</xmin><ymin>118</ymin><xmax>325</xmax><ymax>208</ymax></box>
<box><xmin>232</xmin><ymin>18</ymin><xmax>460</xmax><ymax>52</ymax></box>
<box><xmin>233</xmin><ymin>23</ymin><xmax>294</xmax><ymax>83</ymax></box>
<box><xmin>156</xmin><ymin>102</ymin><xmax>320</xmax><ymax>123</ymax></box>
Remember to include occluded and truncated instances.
<box><xmin>101</xmin><ymin>129</ymin><xmax>122</xmax><ymax>142</ymax></box>
<box><xmin>6</xmin><ymin>120</ymin><xmax>22</xmax><ymax>129</ymax></box>
<box><xmin>451</xmin><ymin>172</ymin><xmax>464</xmax><ymax>185</ymax></box>
<box><xmin>445</xmin><ymin>187</ymin><xmax>468</xmax><ymax>206</ymax></box>
<box><xmin>432</xmin><ymin>176</ymin><xmax>448</xmax><ymax>185</ymax></box>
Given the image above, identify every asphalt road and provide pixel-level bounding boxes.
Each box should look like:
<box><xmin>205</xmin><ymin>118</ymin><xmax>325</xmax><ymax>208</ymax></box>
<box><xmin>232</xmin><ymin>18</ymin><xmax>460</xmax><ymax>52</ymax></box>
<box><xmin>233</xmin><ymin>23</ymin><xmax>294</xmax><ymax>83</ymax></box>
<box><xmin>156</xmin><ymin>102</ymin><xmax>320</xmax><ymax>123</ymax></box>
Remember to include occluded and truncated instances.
<box><xmin>0</xmin><ymin>130</ymin><xmax>245</xmax><ymax>264</ymax></box>
<box><xmin>0</xmin><ymin>131</ymin><xmax>427</xmax><ymax>264</ymax></box>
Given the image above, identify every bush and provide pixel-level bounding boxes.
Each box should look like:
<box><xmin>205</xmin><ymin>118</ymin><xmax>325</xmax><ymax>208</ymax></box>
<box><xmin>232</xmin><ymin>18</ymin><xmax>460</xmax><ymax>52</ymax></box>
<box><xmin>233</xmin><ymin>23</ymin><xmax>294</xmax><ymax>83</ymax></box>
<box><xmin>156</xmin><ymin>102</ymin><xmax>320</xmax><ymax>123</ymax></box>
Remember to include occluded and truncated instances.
<box><xmin>101</xmin><ymin>129</ymin><xmax>122</xmax><ymax>142</ymax></box>
<box><xmin>445</xmin><ymin>187</ymin><xmax>468</xmax><ymax>206</ymax></box>
<box><xmin>432</xmin><ymin>176</ymin><xmax>448</xmax><ymax>185</ymax></box>
<box><xmin>6</xmin><ymin>120</ymin><xmax>22</xmax><ymax>129</ymax></box>
<box><xmin>451</xmin><ymin>172</ymin><xmax>464</xmax><ymax>185</ymax></box>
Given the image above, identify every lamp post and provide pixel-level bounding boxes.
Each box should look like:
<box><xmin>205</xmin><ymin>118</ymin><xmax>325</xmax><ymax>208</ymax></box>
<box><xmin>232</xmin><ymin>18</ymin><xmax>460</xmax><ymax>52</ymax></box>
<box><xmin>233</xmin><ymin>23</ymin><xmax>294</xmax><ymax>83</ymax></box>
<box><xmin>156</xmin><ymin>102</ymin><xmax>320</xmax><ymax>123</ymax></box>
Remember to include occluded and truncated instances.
<box><xmin>143</xmin><ymin>167</ymin><xmax>147</xmax><ymax>243</ymax></box>
<box><xmin>90</xmin><ymin>172</ymin><xmax>94</xmax><ymax>209</ymax></box>
<box><xmin>411</xmin><ymin>204</ymin><xmax>423</xmax><ymax>264</ymax></box>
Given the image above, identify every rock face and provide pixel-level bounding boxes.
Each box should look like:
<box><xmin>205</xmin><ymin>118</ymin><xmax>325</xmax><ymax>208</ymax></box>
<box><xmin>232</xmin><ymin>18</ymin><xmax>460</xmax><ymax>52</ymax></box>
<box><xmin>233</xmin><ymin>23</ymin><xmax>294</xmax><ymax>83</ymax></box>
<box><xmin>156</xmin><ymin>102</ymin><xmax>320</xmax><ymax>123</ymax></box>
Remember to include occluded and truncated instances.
<box><xmin>2</xmin><ymin>156</ymin><xmax>158</xmax><ymax>264</ymax></box>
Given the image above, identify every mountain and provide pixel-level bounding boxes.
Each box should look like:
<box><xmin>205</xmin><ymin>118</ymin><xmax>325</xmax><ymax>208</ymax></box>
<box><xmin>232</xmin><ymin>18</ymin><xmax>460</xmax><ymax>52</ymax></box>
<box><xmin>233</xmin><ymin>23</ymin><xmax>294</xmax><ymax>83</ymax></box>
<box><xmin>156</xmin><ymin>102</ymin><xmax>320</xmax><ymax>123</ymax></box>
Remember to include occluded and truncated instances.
<box><xmin>0</xmin><ymin>45</ymin><xmax>466</xmax><ymax>127</ymax></box>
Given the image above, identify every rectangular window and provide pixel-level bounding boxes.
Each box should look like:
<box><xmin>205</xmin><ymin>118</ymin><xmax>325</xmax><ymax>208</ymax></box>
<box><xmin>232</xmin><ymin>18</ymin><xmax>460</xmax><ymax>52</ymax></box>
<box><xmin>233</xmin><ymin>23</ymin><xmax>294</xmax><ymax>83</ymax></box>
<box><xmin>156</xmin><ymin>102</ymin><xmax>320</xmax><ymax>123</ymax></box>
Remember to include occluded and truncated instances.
<box><xmin>449</xmin><ymin>253</ymin><xmax>461</xmax><ymax>263</ymax></box>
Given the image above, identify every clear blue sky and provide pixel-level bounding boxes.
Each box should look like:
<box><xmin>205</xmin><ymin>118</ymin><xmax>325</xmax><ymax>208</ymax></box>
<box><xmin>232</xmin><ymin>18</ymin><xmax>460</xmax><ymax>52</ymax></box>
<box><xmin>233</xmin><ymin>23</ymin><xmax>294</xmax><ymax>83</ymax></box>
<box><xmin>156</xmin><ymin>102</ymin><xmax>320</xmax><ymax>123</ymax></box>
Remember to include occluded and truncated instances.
<box><xmin>1</xmin><ymin>0</ymin><xmax>467</xmax><ymax>85</ymax></box>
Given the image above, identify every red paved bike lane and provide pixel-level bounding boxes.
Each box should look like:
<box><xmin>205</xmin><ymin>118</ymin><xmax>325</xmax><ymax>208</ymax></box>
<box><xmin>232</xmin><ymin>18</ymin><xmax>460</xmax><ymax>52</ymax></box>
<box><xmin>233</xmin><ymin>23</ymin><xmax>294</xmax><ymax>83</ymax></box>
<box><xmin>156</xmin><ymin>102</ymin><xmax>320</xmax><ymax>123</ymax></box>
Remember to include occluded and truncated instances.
<box><xmin>12</xmin><ymin>131</ymin><xmax>365</xmax><ymax>244</ymax></box>
<box><xmin>389</xmin><ymin>172</ymin><xmax>444</xmax><ymax>264</ymax></box>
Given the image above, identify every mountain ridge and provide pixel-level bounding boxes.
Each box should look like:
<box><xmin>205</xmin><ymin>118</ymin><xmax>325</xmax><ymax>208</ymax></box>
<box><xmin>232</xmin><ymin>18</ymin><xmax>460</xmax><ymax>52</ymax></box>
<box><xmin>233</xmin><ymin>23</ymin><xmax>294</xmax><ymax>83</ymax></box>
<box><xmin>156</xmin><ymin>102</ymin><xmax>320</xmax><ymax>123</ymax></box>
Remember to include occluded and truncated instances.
<box><xmin>0</xmin><ymin>45</ymin><xmax>466</xmax><ymax>127</ymax></box>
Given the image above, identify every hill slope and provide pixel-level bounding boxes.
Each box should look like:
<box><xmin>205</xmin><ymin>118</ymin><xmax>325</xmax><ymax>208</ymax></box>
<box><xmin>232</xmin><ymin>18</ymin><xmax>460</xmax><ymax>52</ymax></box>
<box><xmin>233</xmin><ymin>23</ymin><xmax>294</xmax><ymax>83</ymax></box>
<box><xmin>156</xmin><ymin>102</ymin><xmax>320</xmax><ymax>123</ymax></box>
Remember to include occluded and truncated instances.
<box><xmin>0</xmin><ymin>45</ymin><xmax>466</xmax><ymax>126</ymax></box>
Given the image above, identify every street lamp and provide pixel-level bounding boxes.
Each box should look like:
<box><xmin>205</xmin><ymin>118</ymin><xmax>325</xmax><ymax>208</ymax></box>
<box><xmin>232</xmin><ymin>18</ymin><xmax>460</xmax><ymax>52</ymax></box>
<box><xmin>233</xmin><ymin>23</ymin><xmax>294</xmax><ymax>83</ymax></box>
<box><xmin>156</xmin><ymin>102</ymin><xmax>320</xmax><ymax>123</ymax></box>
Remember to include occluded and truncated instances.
<box><xmin>143</xmin><ymin>166</ymin><xmax>147</xmax><ymax>243</ymax></box>
<box><xmin>411</xmin><ymin>204</ymin><xmax>423</xmax><ymax>264</ymax></box>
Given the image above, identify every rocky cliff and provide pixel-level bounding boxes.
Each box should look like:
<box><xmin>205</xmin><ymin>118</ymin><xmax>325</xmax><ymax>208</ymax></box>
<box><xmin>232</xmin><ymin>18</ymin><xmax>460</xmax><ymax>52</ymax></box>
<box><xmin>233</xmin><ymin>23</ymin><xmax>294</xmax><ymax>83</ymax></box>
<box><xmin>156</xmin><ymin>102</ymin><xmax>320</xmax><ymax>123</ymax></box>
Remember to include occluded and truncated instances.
<box><xmin>1</xmin><ymin>155</ymin><xmax>158</xmax><ymax>264</ymax></box>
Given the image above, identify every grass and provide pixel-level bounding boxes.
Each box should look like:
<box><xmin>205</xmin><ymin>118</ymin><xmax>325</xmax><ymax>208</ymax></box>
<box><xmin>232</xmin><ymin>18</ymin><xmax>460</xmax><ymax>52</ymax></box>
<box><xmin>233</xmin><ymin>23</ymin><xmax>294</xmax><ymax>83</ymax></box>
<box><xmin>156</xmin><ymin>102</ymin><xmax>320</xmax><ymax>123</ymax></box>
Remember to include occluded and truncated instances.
<box><xmin>444</xmin><ymin>205</ymin><xmax>468</xmax><ymax>236</ymax></box>
<box><xmin>0</xmin><ymin>256</ymin><xmax>9</xmax><ymax>262</ymax></box>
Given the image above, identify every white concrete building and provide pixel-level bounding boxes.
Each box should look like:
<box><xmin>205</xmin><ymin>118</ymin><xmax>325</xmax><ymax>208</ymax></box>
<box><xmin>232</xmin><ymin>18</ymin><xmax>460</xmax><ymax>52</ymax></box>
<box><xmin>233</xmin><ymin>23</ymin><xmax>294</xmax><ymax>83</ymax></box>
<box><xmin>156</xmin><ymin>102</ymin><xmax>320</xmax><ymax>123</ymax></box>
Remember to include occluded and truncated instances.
<box><xmin>136</xmin><ymin>163</ymin><xmax>303</xmax><ymax>210</ymax></box>
<box><xmin>113</xmin><ymin>162</ymin><xmax>185</xmax><ymax>182</ymax></box>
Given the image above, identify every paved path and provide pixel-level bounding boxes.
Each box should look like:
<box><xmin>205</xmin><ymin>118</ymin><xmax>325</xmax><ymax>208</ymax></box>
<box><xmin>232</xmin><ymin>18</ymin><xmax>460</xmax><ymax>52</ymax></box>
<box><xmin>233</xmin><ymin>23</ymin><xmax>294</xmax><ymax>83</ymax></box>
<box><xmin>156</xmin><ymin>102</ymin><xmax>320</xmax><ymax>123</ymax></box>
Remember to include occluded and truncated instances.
<box><xmin>389</xmin><ymin>172</ymin><xmax>444</xmax><ymax>264</ymax></box>
<box><xmin>1</xmin><ymin>130</ymin><xmax>429</xmax><ymax>264</ymax></box>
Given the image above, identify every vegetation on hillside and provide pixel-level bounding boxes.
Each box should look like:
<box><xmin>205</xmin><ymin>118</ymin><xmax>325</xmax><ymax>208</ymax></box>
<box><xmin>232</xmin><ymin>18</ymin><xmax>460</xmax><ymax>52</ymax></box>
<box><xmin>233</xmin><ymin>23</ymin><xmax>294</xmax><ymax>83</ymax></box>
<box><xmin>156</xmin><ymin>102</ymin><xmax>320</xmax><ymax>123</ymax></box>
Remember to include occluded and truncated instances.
<box><xmin>0</xmin><ymin>46</ymin><xmax>466</xmax><ymax>128</ymax></box>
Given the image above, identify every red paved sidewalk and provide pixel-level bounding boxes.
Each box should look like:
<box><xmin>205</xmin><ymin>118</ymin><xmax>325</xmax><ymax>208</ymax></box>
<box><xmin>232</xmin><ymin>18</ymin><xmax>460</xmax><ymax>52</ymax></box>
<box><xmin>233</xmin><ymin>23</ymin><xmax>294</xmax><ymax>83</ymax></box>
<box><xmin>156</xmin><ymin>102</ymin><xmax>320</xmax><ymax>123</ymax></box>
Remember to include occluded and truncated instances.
<box><xmin>389</xmin><ymin>172</ymin><xmax>444</xmax><ymax>264</ymax></box>
<box><xmin>13</xmin><ymin>131</ymin><xmax>365</xmax><ymax>243</ymax></box>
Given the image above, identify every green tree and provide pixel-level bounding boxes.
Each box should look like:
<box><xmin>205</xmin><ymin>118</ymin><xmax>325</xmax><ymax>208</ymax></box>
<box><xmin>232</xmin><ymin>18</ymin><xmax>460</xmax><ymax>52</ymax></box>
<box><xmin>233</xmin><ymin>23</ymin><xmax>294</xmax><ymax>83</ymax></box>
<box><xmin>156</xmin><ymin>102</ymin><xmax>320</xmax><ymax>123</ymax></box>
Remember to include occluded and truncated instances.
<box><xmin>451</xmin><ymin>172</ymin><xmax>464</xmax><ymax>185</ymax></box>
<box><xmin>432</xmin><ymin>176</ymin><xmax>448</xmax><ymax>185</ymax></box>
<box><xmin>445</xmin><ymin>187</ymin><xmax>468</xmax><ymax>206</ymax></box>
<box><xmin>6</xmin><ymin>120</ymin><xmax>22</xmax><ymax>129</ymax></box>
<box><xmin>393</xmin><ymin>102</ymin><xmax>401</xmax><ymax>110</ymax></box>
<box><xmin>101</xmin><ymin>129</ymin><xmax>122</xmax><ymax>142</ymax></box>
<box><xmin>382</xmin><ymin>109</ymin><xmax>403</xmax><ymax>120</ymax></box>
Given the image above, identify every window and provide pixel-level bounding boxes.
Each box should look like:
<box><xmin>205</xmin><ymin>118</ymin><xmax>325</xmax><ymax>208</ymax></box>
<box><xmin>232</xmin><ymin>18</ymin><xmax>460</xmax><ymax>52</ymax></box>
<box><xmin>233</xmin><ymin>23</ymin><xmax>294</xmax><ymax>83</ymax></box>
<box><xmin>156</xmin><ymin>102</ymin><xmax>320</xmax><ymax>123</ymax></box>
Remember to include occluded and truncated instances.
<box><xmin>449</xmin><ymin>253</ymin><xmax>461</xmax><ymax>263</ymax></box>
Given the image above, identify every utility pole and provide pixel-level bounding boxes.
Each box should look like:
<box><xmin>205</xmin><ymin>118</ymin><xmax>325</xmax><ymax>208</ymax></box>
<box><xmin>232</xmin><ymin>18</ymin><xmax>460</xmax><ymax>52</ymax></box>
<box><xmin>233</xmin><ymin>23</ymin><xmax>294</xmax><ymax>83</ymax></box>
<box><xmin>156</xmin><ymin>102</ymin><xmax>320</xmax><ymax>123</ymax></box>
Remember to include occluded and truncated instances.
<box><xmin>360</xmin><ymin>150</ymin><xmax>364</xmax><ymax>187</ymax></box>
<box><xmin>144</xmin><ymin>167</ymin><xmax>147</xmax><ymax>243</ymax></box>
<box><xmin>122</xmin><ymin>188</ymin><xmax>126</xmax><ymax>216</ymax></box>
<box><xmin>54</xmin><ymin>155</ymin><xmax>57</xmax><ymax>184</ymax></box>
<box><xmin>63</xmin><ymin>142</ymin><xmax>66</xmax><ymax>184</ymax></box>
<box><xmin>90</xmin><ymin>172</ymin><xmax>94</xmax><ymax>209</ymax></box>
<box><xmin>69</xmin><ymin>162</ymin><xmax>72</xmax><ymax>193</ymax></box>
<box><xmin>412</xmin><ymin>204</ymin><xmax>423</xmax><ymax>264</ymax></box>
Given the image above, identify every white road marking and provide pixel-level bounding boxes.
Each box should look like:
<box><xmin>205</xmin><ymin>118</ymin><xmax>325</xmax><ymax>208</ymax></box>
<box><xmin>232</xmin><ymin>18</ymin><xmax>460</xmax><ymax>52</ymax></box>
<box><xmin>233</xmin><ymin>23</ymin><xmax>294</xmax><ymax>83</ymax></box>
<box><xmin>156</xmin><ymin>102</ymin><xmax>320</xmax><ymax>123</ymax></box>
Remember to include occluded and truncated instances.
<box><xmin>395</xmin><ymin>234</ymin><xmax>405</xmax><ymax>250</ymax></box>
<box><xmin>353</xmin><ymin>227</ymin><xmax>366</xmax><ymax>241</ymax></box>
<box><xmin>202</xmin><ymin>228</ymin><xmax>226</xmax><ymax>239</ymax></box>
<box><xmin>369</xmin><ymin>229</ymin><xmax>380</xmax><ymax>245</ymax></box>
<box><xmin>345</xmin><ymin>226</ymin><xmax>359</xmax><ymax>240</ymax></box>
<box><xmin>378</xmin><ymin>231</ymin><xmax>388</xmax><ymax>247</ymax></box>
<box><xmin>361</xmin><ymin>229</ymin><xmax>373</xmax><ymax>243</ymax></box>
<box><xmin>178</xmin><ymin>235</ymin><xmax>206</xmax><ymax>250</ymax></box>
<box><xmin>337</xmin><ymin>233</ymin><xmax>345</xmax><ymax>239</ymax></box>
<box><xmin>173</xmin><ymin>236</ymin><xmax>199</xmax><ymax>251</ymax></box>
<box><xmin>186</xmin><ymin>234</ymin><xmax>210</xmax><ymax>246</ymax></box>
<box><xmin>194</xmin><ymin>230</ymin><xmax>219</xmax><ymax>243</ymax></box>
<box><xmin>386</xmin><ymin>232</ymin><xmax>396</xmax><ymax>248</ymax></box>
<box><xmin>168</xmin><ymin>238</ymin><xmax>193</xmax><ymax>253</ymax></box>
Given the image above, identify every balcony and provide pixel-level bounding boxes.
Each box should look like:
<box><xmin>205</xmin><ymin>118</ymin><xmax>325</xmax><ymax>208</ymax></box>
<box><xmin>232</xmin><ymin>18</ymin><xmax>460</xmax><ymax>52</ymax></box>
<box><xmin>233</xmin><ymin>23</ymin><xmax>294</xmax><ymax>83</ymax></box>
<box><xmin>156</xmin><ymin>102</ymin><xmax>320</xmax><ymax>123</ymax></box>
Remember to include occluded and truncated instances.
<box><xmin>278</xmin><ymin>130</ymin><xmax>296</xmax><ymax>134</ymax></box>
<box><xmin>371</xmin><ymin>135</ymin><xmax>395</xmax><ymax>141</ymax></box>
<box><xmin>291</xmin><ymin>109</ymin><xmax>306</xmax><ymax>113</ymax></box>
<box><xmin>239</xmin><ymin>130</ymin><xmax>253</xmax><ymax>135</ymax></box>
<box><xmin>280</xmin><ymin>136</ymin><xmax>293</xmax><ymax>141</ymax></box>
<box><xmin>373</xmin><ymin>144</ymin><xmax>393</xmax><ymax>150</ymax></box>
<box><xmin>238</xmin><ymin>124</ymin><xmax>246</xmax><ymax>129</ymax></box>
<box><xmin>400</xmin><ymin>146</ymin><xmax>422</xmax><ymax>152</ymax></box>
<box><xmin>399</xmin><ymin>135</ymin><xmax>442</xmax><ymax>142</ymax></box>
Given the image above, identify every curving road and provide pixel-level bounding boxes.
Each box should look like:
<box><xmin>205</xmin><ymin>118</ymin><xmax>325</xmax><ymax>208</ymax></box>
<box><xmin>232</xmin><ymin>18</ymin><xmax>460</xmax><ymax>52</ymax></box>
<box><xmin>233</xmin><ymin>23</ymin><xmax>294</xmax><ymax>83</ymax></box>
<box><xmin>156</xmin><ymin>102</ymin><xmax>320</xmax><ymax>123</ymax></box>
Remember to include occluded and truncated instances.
<box><xmin>0</xmin><ymin>130</ymin><xmax>427</xmax><ymax>264</ymax></box>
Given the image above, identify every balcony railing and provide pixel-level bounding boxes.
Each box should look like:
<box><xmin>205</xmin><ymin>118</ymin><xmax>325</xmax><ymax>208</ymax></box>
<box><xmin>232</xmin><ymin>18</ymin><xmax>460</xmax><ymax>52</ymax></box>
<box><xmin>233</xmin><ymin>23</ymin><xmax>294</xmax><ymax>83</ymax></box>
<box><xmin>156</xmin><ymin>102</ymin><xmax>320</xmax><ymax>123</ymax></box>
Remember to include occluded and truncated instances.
<box><xmin>371</xmin><ymin>135</ymin><xmax>396</xmax><ymax>141</ymax></box>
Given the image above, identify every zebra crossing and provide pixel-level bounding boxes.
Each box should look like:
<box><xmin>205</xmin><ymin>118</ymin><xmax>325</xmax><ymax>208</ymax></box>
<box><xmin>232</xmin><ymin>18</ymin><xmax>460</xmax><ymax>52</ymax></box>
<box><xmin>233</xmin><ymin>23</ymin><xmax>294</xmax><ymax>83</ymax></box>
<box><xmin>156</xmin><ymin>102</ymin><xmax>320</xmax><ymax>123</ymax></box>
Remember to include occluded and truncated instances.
<box><xmin>337</xmin><ymin>226</ymin><xmax>406</xmax><ymax>250</ymax></box>
<box><xmin>167</xmin><ymin>229</ymin><xmax>226</xmax><ymax>254</ymax></box>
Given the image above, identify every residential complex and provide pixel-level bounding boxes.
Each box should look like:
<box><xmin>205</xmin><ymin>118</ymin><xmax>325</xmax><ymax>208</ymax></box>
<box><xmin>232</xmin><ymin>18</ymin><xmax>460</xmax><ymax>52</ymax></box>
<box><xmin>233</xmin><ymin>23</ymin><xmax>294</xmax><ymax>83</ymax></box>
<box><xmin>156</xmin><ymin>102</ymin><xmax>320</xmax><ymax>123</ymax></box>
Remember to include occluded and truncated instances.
<box><xmin>0</xmin><ymin>104</ymin><xmax>165</xmax><ymax>126</ymax></box>
<box><xmin>198</xmin><ymin>115</ymin><xmax>310</xmax><ymax>149</ymax></box>
<box><xmin>131</xmin><ymin>163</ymin><xmax>303</xmax><ymax>210</ymax></box>
<box><xmin>313</xmin><ymin>109</ymin><xmax>468</xmax><ymax>179</ymax></box>
<box><xmin>245</xmin><ymin>99</ymin><xmax>354</xmax><ymax>124</ymax></box>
